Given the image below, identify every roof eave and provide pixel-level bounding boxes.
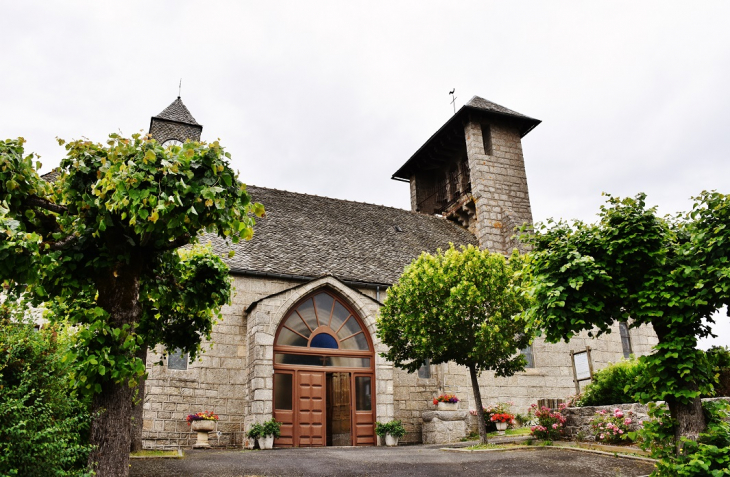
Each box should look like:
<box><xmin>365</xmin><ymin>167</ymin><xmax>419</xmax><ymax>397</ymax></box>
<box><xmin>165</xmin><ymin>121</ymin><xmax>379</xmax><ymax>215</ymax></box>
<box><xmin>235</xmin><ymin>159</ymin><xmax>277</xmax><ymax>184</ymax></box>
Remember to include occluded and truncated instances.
<box><xmin>391</xmin><ymin>106</ymin><xmax>541</xmax><ymax>181</ymax></box>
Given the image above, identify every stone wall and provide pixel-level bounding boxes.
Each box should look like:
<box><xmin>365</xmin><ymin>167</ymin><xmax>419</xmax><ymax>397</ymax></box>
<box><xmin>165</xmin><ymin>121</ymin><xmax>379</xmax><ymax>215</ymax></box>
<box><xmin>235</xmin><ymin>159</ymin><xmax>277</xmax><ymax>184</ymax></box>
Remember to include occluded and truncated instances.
<box><xmin>561</xmin><ymin>397</ymin><xmax>730</xmax><ymax>440</ymax></box>
<box><xmin>465</xmin><ymin>121</ymin><xmax>532</xmax><ymax>254</ymax></box>
<box><xmin>391</xmin><ymin>321</ymin><xmax>658</xmax><ymax>444</ymax></box>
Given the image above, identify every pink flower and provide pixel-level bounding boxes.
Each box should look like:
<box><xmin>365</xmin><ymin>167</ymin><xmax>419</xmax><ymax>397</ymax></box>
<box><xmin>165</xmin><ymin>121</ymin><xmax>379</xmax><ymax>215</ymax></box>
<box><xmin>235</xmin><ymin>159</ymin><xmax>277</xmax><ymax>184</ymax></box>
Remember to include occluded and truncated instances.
<box><xmin>624</xmin><ymin>418</ymin><xmax>632</xmax><ymax>425</ymax></box>
<box><xmin>618</xmin><ymin>430</ymin><xmax>623</xmax><ymax>434</ymax></box>
<box><xmin>552</xmin><ymin>423</ymin><xmax>558</xmax><ymax>429</ymax></box>
<box><xmin>600</xmin><ymin>434</ymin><xmax>605</xmax><ymax>440</ymax></box>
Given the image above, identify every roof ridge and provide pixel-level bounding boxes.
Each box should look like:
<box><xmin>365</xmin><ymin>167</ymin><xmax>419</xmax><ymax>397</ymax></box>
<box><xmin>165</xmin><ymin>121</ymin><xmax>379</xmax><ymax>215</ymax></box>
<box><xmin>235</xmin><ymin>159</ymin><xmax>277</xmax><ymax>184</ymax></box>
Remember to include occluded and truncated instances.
<box><xmin>246</xmin><ymin>184</ymin><xmax>456</xmax><ymax>222</ymax></box>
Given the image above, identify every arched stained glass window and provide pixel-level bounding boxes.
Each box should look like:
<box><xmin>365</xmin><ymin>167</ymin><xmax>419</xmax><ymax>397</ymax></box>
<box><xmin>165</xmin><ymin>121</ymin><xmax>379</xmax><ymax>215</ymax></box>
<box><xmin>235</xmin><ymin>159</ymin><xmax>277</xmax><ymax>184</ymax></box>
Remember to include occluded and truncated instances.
<box><xmin>275</xmin><ymin>291</ymin><xmax>370</xmax><ymax>351</ymax></box>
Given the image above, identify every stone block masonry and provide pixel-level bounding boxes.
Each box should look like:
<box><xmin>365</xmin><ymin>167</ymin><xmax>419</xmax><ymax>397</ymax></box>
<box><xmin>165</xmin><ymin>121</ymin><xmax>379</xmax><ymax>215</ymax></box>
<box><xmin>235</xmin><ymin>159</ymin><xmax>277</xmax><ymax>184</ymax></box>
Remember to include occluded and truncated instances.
<box><xmin>465</xmin><ymin>120</ymin><xmax>532</xmax><ymax>254</ymax></box>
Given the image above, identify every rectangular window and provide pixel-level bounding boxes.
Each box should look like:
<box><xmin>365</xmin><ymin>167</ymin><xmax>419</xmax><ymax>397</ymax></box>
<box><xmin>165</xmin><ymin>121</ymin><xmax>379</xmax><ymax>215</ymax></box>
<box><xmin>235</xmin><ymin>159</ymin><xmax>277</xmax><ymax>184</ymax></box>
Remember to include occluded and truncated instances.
<box><xmin>481</xmin><ymin>123</ymin><xmax>492</xmax><ymax>155</ymax></box>
<box><xmin>274</xmin><ymin>353</ymin><xmax>370</xmax><ymax>368</ymax></box>
<box><xmin>274</xmin><ymin>373</ymin><xmax>293</xmax><ymax>410</ymax></box>
<box><xmin>355</xmin><ymin>376</ymin><xmax>372</xmax><ymax>411</ymax></box>
<box><xmin>619</xmin><ymin>322</ymin><xmax>633</xmax><ymax>359</ymax></box>
<box><xmin>167</xmin><ymin>348</ymin><xmax>188</xmax><ymax>370</ymax></box>
<box><xmin>520</xmin><ymin>345</ymin><xmax>535</xmax><ymax>368</ymax></box>
<box><xmin>417</xmin><ymin>358</ymin><xmax>431</xmax><ymax>379</ymax></box>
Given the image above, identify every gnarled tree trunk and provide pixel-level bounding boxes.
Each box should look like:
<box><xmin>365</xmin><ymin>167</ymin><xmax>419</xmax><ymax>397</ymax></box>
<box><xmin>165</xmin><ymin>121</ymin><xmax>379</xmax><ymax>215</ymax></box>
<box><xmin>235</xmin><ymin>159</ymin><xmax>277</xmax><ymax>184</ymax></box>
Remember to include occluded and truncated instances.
<box><xmin>667</xmin><ymin>394</ymin><xmax>705</xmax><ymax>455</ymax></box>
<box><xmin>88</xmin><ymin>259</ymin><xmax>142</xmax><ymax>476</ymax></box>
<box><xmin>468</xmin><ymin>364</ymin><xmax>488</xmax><ymax>444</ymax></box>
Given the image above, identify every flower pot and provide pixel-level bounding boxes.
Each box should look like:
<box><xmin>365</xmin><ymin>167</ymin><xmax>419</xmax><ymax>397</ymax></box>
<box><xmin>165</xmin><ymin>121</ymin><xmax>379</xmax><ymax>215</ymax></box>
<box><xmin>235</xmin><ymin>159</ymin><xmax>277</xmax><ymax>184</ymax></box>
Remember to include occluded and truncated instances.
<box><xmin>385</xmin><ymin>433</ymin><xmax>399</xmax><ymax>447</ymax></box>
<box><xmin>191</xmin><ymin>420</ymin><xmax>216</xmax><ymax>448</ymax></box>
<box><xmin>495</xmin><ymin>421</ymin><xmax>508</xmax><ymax>435</ymax></box>
<box><xmin>437</xmin><ymin>402</ymin><xmax>458</xmax><ymax>411</ymax></box>
<box><xmin>258</xmin><ymin>435</ymin><xmax>274</xmax><ymax>449</ymax></box>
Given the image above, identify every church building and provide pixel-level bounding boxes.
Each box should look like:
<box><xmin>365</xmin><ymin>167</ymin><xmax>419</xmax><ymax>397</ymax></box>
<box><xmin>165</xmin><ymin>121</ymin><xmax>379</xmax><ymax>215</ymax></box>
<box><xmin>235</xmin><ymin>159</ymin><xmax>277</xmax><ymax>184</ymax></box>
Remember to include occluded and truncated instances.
<box><xmin>141</xmin><ymin>96</ymin><xmax>658</xmax><ymax>448</ymax></box>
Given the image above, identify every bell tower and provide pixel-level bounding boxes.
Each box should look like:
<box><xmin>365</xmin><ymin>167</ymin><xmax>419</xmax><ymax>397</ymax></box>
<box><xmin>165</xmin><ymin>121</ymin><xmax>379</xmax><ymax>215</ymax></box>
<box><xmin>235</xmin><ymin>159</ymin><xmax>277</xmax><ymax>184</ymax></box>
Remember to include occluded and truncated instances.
<box><xmin>148</xmin><ymin>96</ymin><xmax>203</xmax><ymax>145</ymax></box>
<box><xmin>392</xmin><ymin>96</ymin><xmax>540</xmax><ymax>254</ymax></box>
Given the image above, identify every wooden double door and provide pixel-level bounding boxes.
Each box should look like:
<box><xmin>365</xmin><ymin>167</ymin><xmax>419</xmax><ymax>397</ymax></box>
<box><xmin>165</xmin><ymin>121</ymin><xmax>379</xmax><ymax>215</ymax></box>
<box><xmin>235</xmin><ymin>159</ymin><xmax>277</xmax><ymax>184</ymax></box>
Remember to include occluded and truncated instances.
<box><xmin>274</xmin><ymin>370</ymin><xmax>375</xmax><ymax>447</ymax></box>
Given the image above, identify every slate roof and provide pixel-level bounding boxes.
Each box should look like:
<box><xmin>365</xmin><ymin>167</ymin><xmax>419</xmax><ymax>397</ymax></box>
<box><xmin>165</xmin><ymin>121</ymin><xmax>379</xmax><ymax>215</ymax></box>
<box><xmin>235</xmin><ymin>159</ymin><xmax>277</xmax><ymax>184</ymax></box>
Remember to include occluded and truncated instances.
<box><xmin>209</xmin><ymin>185</ymin><xmax>478</xmax><ymax>285</ymax></box>
<box><xmin>392</xmin><ymin>96</ymin><xmax>541</xmax><ymax>180</ymax></box>
<box><xmin>41</xmin><ymin>169</ymin><xmax>61</xmax><ymax>182</ymax></box>
<box><xmin>153</xmin><ymin>97</ymin><xmax>200</xmax><ymax>125</ymax></box>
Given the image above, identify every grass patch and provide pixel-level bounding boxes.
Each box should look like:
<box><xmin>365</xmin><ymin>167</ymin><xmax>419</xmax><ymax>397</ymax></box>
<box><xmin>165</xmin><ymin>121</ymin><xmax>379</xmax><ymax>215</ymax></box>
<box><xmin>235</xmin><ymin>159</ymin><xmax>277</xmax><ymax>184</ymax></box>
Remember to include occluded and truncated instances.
<box><xmin>130</xmin><ymin>450</ymin><xmax>180</xmax><ymax>457</ymax></box>
<box><xmin>488</xmin><ymin>427</ymin><xmax>531</xmax><ymax>437</ymax></box>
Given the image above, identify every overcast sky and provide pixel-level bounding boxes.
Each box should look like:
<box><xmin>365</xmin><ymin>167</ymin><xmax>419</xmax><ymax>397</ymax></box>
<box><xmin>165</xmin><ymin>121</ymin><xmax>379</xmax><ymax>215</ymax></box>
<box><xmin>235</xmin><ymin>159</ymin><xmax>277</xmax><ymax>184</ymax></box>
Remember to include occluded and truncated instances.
<box><xmin>1</xmin><ymin>1</ymin><xmax>728</xmax><ymax>348</ymax></box>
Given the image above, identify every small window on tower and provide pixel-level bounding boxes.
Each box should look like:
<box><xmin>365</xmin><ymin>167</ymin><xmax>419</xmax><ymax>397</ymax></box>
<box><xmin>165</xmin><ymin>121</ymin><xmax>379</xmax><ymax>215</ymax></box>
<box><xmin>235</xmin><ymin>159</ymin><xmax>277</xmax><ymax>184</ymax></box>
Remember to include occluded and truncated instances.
<box><xmin>418</xmin><ymin>358</ymin><xmax>431</xmax><ymax>379</ymax></box>
<box><xmin>481</xmin><ymin>123</ymin><xmax>492</xmax><ymax>155</ymax></box>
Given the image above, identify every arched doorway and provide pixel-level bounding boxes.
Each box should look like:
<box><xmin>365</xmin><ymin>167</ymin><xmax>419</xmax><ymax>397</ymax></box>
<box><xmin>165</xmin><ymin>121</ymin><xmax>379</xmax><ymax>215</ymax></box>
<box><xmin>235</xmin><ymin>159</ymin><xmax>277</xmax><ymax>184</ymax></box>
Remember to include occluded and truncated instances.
<box><xmin>273</xmin><ymin>289</ymin><xmax>376</xmax><ymax>447</ymax></box>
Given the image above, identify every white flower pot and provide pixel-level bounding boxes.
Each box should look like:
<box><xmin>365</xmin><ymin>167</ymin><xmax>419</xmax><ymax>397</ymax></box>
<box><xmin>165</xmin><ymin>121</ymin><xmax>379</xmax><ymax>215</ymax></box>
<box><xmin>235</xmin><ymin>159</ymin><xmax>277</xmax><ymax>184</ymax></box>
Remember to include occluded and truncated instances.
<box><xmin>495</xmin><ymin>421</ymin><xmax>508</xmax><ymax>435</ymax></box>
<box><xmin>437</xmin><ymin>402</ymin><xmax>458</xmax><ymax>411</ymax></box>
<box><xmin>191</xmin><ymin>420</ymin><xmax>216</xmax><ymax>448</ymax></box>
<box><xmin>385</xmin><ymin>434</ymin><xmax>399</xmax><ymax>447</ymax></box>
<box><xmin>258</xmin><ymin>435</ymin><xmax>274</xmax><ymax>449</ymax></box>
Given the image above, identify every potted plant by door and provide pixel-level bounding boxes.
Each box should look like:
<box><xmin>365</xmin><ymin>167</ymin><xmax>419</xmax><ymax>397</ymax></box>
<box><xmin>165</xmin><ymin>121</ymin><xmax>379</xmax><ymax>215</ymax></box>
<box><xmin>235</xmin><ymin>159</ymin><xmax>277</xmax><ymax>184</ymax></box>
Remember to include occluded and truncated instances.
<box><xmin>246</xmin><ymin>423</ymin><xmax>264</xmax><ymax>449</ymax></box>
<box><xmin>186</xmin><ymin>411</ymin><xmax>219</xmax><ymax>448</ymax></box>
<box><xmin>375</xmin><ymin>420</ymin><xmax>406</xmax><ymax>447</ymax></box>
<box><xmin>260</xmin><ymin>418</ymin><xmax>282</xmax><ymax>449</ymax></box>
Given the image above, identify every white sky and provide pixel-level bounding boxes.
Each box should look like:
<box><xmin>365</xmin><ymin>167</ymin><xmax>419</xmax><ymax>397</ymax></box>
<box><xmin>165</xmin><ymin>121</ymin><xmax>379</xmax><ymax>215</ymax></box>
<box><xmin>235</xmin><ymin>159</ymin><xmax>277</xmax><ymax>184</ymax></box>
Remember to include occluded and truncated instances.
<box><xmin>1</xmin><ymin>1</ymin><xmax>728</xmax><ymax>348</ymax></box>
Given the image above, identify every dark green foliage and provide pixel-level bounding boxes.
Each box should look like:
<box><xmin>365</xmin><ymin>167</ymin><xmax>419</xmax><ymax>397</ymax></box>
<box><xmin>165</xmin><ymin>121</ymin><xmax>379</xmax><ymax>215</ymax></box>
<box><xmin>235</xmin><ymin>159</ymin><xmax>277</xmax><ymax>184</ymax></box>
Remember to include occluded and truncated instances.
<box><xmin>0</xmin><ymin>312</ymin><xmax>92</xmax><ymax>476</ymax></box>
<box><xmin>707</xmin><ymin>346</ymin><xmax>730</xmax><ymax>398</ymax></box>
<box><xmin>580</xmin><ymin>358</ymin><xmax>646</xmax><ymax>406</ymax></box>
<box><xmin>524</xmin><ymin>192</ymin><xmax>730</xmax><ymax>443</ymax></box>
<box><xmin>637</xmin><ymin>400</ymin><xmax>730</xmax><ymax>476</ymax></box>
<box><xmin>262</xmin><ymin>418</ymin><xmax>282</xmax><ymax>438</ymax></box>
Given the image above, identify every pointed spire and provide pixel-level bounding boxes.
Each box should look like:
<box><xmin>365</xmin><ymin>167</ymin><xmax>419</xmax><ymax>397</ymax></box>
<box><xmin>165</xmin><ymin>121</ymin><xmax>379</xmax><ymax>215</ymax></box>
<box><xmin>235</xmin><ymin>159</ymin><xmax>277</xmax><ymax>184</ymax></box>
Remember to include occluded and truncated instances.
<box><xmin>154</xmin><ymin>97</ymin><xmax>200</xmax><ymax>125</ymax></box>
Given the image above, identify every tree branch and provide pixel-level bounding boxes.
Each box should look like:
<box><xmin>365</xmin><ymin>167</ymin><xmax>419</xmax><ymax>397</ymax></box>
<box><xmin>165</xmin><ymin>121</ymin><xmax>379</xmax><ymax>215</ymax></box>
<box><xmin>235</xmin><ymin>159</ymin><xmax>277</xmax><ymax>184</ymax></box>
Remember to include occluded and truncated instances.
<box><xmin>157</xmin><ymin>234</ymin><xmax>191</xmax><ymax>251</ymax></box>
<box><xmin>22</xmin><ymin>196</ymin><xmax>68</xmax><ymax>214</ymax></box>
<box><xmin>47</xmin><ymin>234</ymin><xmax>78</xmax><ymax>251</ymax></box>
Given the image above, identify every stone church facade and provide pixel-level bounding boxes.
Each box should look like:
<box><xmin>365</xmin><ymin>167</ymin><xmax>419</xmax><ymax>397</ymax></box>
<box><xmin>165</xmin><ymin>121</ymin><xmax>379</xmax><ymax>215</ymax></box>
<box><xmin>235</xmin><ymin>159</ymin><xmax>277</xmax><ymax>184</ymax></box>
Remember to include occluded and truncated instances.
<box><xmin>140</xmin><ymin>96</ymin><xmax>659</xmax><ymax>449</ymax></box>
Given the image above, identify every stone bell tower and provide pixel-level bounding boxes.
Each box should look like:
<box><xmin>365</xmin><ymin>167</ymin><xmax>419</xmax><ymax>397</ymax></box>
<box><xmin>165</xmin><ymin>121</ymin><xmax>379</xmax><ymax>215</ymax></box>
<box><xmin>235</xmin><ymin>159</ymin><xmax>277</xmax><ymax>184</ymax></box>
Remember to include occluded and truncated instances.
<box><xmin>148</xmin><ymin>96</ymin><xmax>203</xmax><ymax>145</ymax></box>
<box><xmin>392</xmin><ymin>96</ymin><xmax>540</xmax><ymax>254</ymax></box>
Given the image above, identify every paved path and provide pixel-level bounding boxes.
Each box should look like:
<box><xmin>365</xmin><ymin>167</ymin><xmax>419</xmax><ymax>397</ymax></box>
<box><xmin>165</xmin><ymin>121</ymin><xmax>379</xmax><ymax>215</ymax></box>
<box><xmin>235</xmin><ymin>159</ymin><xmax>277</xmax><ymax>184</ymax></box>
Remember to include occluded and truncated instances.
<box><xmin>130</xmin><ymin>445</ymin><xmax>656</xmax><ymax>477</ymax></box>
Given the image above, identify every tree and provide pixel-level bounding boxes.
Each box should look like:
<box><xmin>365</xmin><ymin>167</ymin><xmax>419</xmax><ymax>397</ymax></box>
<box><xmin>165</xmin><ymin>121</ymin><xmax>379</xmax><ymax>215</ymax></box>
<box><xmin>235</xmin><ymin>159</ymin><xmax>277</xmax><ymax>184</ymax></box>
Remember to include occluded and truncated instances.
<box><xmin>523</xmin><ymin>192</ymin><xmax>730</xmax><ymax>449</ymax></box>
<box><xmin>0</xmin><ymin>135</ymin><xmax>263</xmax><ymax>476</ymax></box>
<box><xmin>377</xmin><ymin>244</ymin><xmax>532</xmax><ymax>444</ymax></box>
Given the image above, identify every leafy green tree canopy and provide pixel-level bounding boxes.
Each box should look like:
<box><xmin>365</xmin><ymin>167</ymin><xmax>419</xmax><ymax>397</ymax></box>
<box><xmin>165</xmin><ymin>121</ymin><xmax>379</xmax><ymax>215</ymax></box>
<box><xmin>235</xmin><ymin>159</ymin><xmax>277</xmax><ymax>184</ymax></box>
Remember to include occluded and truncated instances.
<box><xmin>377</xmin><ymin>244</ymin><xmax>532</xmax><ymax>443</ymax></box>
<box><xmin>523</xmin><ymin>192</ymin><xmax>730</xmax><ymax>444</ymax></box>
<box><xmin>0</xmin><ymin>134</ymin><xmax>263</xmax><ymax>475</ymax></box>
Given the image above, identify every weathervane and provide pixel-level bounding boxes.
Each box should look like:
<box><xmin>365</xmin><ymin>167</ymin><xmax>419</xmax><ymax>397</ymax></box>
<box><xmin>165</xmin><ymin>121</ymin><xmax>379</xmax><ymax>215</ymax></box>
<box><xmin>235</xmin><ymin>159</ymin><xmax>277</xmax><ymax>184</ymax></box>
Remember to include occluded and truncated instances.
<box><xmin>178</xmin><ymin>79</ymin><xmax>182</xmax><ymax>98</ymax></box>
<box><xmin>449</xmin><ymin>89</ymin><xmax>457</xmax><ymax>114</ymax></box>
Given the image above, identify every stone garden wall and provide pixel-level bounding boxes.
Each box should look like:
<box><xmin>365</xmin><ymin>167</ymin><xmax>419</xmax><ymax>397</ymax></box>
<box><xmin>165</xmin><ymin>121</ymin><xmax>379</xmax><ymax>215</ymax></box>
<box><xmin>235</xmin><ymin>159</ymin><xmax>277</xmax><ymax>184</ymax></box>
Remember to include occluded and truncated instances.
<box><xmin>561</xmin><ymin>397</ymin><xmax>730</xmax><ymax>440</ymax></box>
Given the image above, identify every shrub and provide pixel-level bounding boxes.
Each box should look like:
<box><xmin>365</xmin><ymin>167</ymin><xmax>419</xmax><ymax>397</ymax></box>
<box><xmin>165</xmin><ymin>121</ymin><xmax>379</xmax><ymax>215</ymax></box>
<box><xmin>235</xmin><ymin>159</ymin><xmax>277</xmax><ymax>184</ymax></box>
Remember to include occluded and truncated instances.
<box><xmin>636</xmin><ymin>399</ymin><xmax>730</xmax><ymax>476</ymax></box>
<box><xmin>580</xmin><ymin>358</ymin><xmax>646</xmax><ymax>406</ymax></box>
<box><xmin>262</xmin><ymin>418</ymin><xmax>282</xmax><ymax>438</ymax></box>
<box><xmin>707</xmin><ymin>346</ymin><xmax>730</xmax><ymax>397</ymax></box>
<box><xmin>529</xmin><ymin>404</ymin><xmax>566</xmax><ymax>440</ymax></box>
<box><xmin>0</xmin><ymin>313</ymin><xmax>93</xmax><ymax>476</ymax></box>
<box><xmin>374</xmin><ymin>420</ymin><xmax>406</xmax><ymax>438</ymax></box>
<box><xmin>246</xmin><ymin>423</ymin><xmax>264</xmax><ymax>439</ymax></box>
<box><xmin>589</xmin><ymin>408</ymin><xmax>635</xmax><ymax>444</ymax></box>
<box><xmin>471</xmin><ymin>402</ymin><xmax>514</xmax><ymax>433</ymax></box>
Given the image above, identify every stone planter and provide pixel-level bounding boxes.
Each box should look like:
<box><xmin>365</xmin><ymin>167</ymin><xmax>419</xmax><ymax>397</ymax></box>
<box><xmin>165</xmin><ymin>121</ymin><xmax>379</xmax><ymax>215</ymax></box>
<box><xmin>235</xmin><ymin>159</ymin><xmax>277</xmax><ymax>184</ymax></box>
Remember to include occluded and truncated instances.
<box><xmin>437</xmin><ymin>402</ymin><xmax>458</xmax><ymax>411</ymax></box>
<box><xmin>385</xmin><ymin>434</ymin><xmax>399</xmax><ymax>447</ymax></box>
<box><xmin>258</xmin><ymin>435</ymin><xmax>274</xmax><ymax>449</ymax></box>
<box><xmin>495</xmin><ymin>421</ymin><xmax>508</xmax><ymax>435</ymax></box>
<box><xmin>191</xmin><ymin>420</ymin><xmax>216</xmax><ymax>448</ymax></box>
<box><xmin>422</xmin><ymin>410</ymin><xmax>471</xmax><ymax>444</ymax></box>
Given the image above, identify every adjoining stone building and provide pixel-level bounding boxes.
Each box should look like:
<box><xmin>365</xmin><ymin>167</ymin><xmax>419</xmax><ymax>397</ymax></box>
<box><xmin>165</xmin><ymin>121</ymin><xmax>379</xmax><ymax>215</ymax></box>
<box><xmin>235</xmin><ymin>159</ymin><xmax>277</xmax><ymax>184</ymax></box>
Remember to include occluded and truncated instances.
<box><xmin>141</xmin><ymin>96</ymin><xmax>659</xmax><ymax>448</ymax></box>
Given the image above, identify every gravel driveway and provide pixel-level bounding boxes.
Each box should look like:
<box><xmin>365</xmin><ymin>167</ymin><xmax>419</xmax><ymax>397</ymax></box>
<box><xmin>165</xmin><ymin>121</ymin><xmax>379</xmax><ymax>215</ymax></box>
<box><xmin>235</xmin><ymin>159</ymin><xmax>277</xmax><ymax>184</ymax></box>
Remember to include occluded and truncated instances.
<box><xmin>130</xmin><ymin>445</ymin><xmax>656</xmax><ymax>477</ymax></box>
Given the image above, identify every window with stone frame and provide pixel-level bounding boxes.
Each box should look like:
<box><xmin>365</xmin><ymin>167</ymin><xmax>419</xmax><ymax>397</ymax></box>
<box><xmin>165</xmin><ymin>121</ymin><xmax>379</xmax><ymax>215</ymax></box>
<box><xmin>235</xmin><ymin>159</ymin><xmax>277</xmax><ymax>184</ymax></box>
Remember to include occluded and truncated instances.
<box><xmin>619</xmin><ymin>322</ymin><xmax>633</xmax><ymax>359</ymax></box>
<box><xmin>520</xmin><ymin>344</ymin><xmax>535</xmax><ymax>368</ymax></box>
<box><xmin>168</xmin><ymin>348</ymin><xmax>188</xmax><ymax>370</ymax></box>
<box><xmin>417</xmin><ymin>358</ymin><xmax>431</xmax><ymax>379</ymax></box>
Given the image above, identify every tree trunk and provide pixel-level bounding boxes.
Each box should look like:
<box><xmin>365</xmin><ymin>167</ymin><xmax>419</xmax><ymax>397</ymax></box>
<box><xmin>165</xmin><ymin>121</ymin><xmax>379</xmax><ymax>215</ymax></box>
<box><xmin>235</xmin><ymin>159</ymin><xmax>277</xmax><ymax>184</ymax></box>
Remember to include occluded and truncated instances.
<box><xmin>667</xmin><ymin>395</ymin><xmax>706</xmax><ymax>455</ymax></box>
<box><xmin>468</xmin><ymin>364</ymin><xmax>488</xmax><ymax>444</ymax></box>
<box><xmin>88</xmin><ymin>259</ymin><xmax>143</xmax><ymax>476</ymax></box>
<box><xmin>130</xmin><ymin>345</ymin><xmax>148</xmax><ymax>453</ymax></box>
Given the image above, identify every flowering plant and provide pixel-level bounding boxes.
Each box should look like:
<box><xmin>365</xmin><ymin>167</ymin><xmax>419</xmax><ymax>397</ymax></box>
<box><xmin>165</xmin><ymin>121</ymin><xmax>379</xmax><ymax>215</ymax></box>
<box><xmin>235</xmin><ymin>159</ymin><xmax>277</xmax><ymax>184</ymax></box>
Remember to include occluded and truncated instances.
<box><xmin>470</xmin><ymin>401</ymin><xmax>514</xmax><ymax>432</ymax></box>
<box><xmin>433</xmin><ymin>394</ymin><xmax>459</xmax><ymax>404</ymax></box>
<box><xmin>490</xmin><ymin>413</ymin><xmax>515</xmax><ymax>424</ymax></box>
<box><xmin>529</xmin><ymin>403</ymin><xmax>566</xmax><ymax>440</ymax></box>
<box><xmin>186</xmin><ymin>411</ymin><xmax>219</xmax><ymax>425</ymax></box>
<box><xmin>589</xmin><ymin>408</ymin><xmax>635</xmax><ymax>444</ymax></box>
